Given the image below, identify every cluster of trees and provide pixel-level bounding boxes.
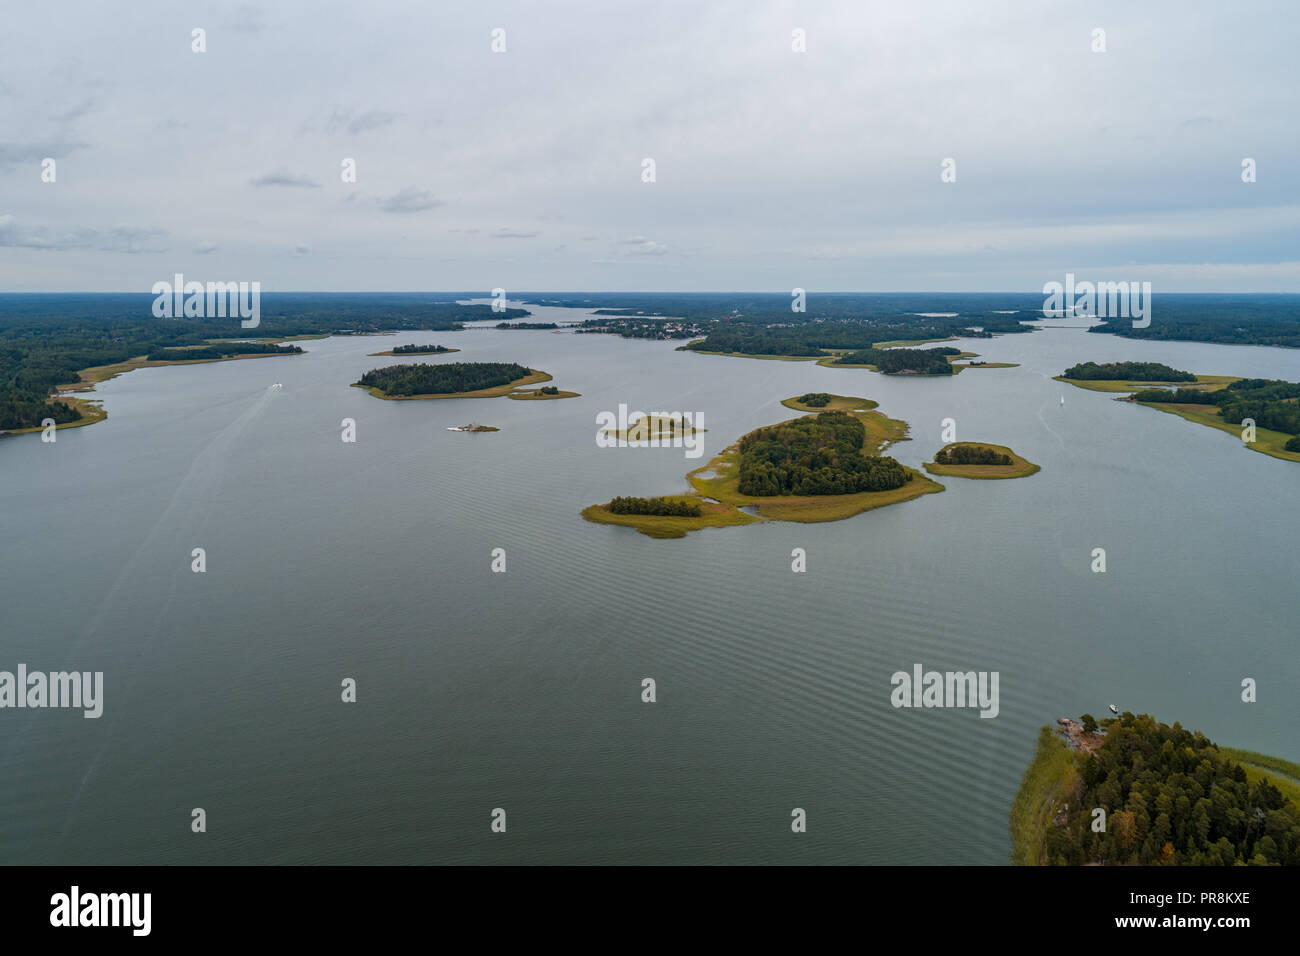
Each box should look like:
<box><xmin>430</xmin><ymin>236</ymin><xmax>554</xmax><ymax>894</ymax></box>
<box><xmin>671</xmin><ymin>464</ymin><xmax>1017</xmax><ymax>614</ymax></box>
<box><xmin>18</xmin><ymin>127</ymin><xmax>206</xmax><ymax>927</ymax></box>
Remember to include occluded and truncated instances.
<box><xmin>606</xmin><ymin>496</ymin><xmax>701</xmax><ymax>517</ymax></box>
<box><xmin>797</xmin><ymin>393</ymin><xmax>832</xmax><ymax>407</ymax></box>
<box><xmin>391</xmin><ymin>344</ymin><xmax>451</xmax><ymax>354</ymax></box>
<box><xmin>537</xmin><ymin>385</ymin><xmax>560</xmax><ymax>395</ymax></box>
<box><xmin>737</xmin><ymin>410</ymin><xmax>910</xmax><ymax>496</ymax></box>
<box><xmin>144</xmin><ymin>342</ymin><xmax>302</xmax><ymax>362</ymax></box>
<box><xmin>1044</xmin><ymin>713</ymin><xmax>1300</xmax><ymax>866</ymax></box>
<box><xmin>934</xmin><ymin>444</ymin><xmax>1011</xmax><ymax>465</ymax></box>
<box><xmin>1131</xmin><ymin>388</ymin><xmax>1216</xmax><ymax>404</ymax></box>
<box><xmin>1133</xmin><ymin>377</ymin><xmax>1300</xmax><ymax>440</ymax></box>
<box><xmin>1212</xmin><ymin>378</ymin><xmax>1300</xmax><ymax>437</ymax></box>
<box><xmin>496</xmin><ymin>322</ymin><xmax>559</xmax><ymax>330</ymax></box>
<box><xmin>1063</xmin><ymin>361</ymin><xmax>1196</xmax><ymax>382</ymax></box>
<box><xmin>0</xmin><ymin>294</ymin><xmax>521</xmax><ymax>430</ymax></box>
<box><xmin>357</xmin><ymin>362</ymin><xmax>530</xmax><ymax>396</ymax></box>
<box><xmin>836</xmin><ymin>347</ymin><xmax>954</xmax><ymax>375</ymax></box>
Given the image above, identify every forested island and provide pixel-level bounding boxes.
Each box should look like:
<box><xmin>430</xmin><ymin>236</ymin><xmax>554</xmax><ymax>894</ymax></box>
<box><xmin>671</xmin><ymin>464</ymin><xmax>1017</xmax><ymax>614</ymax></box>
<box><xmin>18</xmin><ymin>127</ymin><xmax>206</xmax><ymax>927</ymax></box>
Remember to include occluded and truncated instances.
<box><xmin>496</xmin><ymin>321</ymin><xmax>560</xmax><ymax>330</ymax></box>
<box><xmin>354</xmin><ymin>361</ymin><xmax>552</xmax><ymax>399</ymax></box>
<box><xmin>834</xmin><ymin>346</ymin><xmax>957</xmax><ymax>375</ymax></box>
<box><xmin>369</xmin><ymin>343</ymin><xmax>458</xmax><ymax>356</ymax></box>
<box><xmin>1012</xmin><ymin>713</ymin><xmax>1300</xmax><ymax>866</ymax></box>
<box><xmin>0</xmin><ymin>295</ymin><xmax>523</xmax><ymax>433</ymax></box>
<box><xmin>583</xmin><ymin>395</ymin><xmax>943</xmax><ymax>538</ymax></box>
<box><xmin>1063</xmin><ymin>361</ymin><xmax>1196</xmax><ymax>382</ymax></box>
<box><xmin>924</xmin><ymin>442</ymin><xmax>1041</xmax><ymax>479</ymax></box>
<box><xmin>1058</xmin><ymin>362</ymin><xmax>1300</xmax><ymax>462</ymax></box>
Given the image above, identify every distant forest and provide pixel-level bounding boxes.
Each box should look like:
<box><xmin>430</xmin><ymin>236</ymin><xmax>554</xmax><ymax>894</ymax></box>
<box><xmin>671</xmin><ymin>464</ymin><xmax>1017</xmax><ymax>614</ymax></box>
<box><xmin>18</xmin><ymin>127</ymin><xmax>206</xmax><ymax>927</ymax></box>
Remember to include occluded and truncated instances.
<box><xmin>144</xmin><ymin>342</ymin><xmax>303</xmax><ymax>362</ymax></box>
<box><xmin>357</xmin><ymin>361</ymin><xmax>531</xmax><ymax>396</ymax></box>
<box><xmin>0</xmin><ymin>295</ymin><xmax>524</xmax><ymax>431</ymax></box>
<box><xmin>737</xmin><ymin>410</ymin><xmax>910</xmax><ymax>496</ymax></box>
<box><xmin>1063</xmin><ymin>361</ymin><xmax>1197</xmax><ymax>382</ymax></box>
<box><xmin>1035</xmin><ymin>714</ymin><xmax>1300</xmax><ymax>866</ymax></box>
<box><xmin>1090</xmin><ymin>295</ymin><xmax>1300</xmax><ymax>348</ymax></box>
<box><xmin>496</xmin><ymin>322</ymin><xmax>559</xmax><ymax>330</ymax></box>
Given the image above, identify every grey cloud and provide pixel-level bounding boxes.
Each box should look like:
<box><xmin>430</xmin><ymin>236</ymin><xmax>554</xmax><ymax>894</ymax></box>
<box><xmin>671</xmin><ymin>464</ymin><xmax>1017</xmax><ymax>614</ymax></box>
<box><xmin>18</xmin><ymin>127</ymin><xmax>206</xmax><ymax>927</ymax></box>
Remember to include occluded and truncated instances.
<box><xmin>379</xmin><ymin>187</ymin><xmax>440</xmax><ymax>214</ymax></box>
<box><xmin>0</xmin><ymin>214</ymin><xmax>167</xmax><ymax>253</ymax></box>
<box><xmin>491</xmin><ymin>229</ymin><xmax>540</xmax><ymax>239</ymax></box>
<box><xmin>0</xmin><ymin>139</ymin><xmax>85</xmax><ymax>168</ymax></box>
<box><xmin>250</xmin><ymin>169</ymin><xmax>321</xmax><ymax>188</ymax></box>
<box><xmin>329</xmin><ymin>108</ymin><xmax>400</xmax><ymax>135</ymax></box>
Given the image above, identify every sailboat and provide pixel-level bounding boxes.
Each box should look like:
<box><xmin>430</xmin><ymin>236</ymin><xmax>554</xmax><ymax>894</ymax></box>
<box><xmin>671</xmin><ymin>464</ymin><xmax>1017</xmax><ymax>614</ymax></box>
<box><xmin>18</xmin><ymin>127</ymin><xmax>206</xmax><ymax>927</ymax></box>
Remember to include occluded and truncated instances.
<box><xmin>1060</xmin><ymin>395</ymin><xmax>1065</xmax><ymax>406</ymax></box>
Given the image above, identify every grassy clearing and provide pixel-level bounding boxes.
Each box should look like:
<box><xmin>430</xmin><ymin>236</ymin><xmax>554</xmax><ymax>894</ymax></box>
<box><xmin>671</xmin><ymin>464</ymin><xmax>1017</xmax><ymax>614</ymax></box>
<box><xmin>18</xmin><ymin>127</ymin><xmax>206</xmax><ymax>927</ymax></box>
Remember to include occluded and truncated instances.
<box><xmin>924</xmin><ymin>442</ymin><xmax>1041</xmax><ymax>479</ymax></box>
<box><xmin>1219</xmin><ymin>748</ymin><xmax>1300</xmax><ymax>806</ymax></box>
<box><xmin>1054</xmin><ymin>374</ymin><xmax>1237</xmax><ymax>394</ymax></box>
<box><xmin>1010</xmin><ymin>727</ymin><xmax>1078</xmax><ymax>866</ymax></box>
<box><xmin>780</xmin><ymin>394</ymin><xmax>879</xmax><ymax>413</ymax></box>
<box><xmin>581</xmin><ymin>498</ymin><xmax>758</xmax><ymax>538</ymax></box>
<box><xmin>354</xmin><ymin>368</ymin><xmax>554</xmax><ymax>400</ymax></box>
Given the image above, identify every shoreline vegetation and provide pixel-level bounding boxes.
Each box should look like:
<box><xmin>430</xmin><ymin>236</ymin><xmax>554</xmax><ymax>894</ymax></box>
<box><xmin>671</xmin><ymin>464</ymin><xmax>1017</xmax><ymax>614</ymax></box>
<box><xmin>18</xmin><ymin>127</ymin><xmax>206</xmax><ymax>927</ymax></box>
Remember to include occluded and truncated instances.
<box><xmin>1057</xmin><ymin>361</ymin><xmax>1300</xmax><ymax>463</ymax></box>
<box><xmin>353</xmin><ymin>362</ymin><xmax>569</xmax><ymax>400</ymax></box>
<box><xmin>582</xmin><ymin>393</ymin><xmax>944</xmax><ymax>538</ymax></box>
<box><xmin>924</xmin><ymin>442</ymin><xmax>1040</xmax><ymax>479</ymax></box>
<box><xmin>1</xmin><ymin>343</ymin><xmax>306</xmax><ymax>437</ymax></box>
<box><xmin>1011</xmin><ymin>713</ymin><xmax>1300</xmax><ymax>866</ymax></box>
<box><xmin>684</xmin><ymin>341</ymin><xmax>1018</xmax><ymax>374</ymax></box>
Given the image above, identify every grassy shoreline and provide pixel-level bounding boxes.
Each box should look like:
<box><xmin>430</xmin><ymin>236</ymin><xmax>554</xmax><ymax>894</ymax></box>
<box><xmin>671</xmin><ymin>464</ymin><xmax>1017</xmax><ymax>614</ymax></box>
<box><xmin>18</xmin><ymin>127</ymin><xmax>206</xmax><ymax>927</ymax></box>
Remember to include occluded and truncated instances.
<box><xmin>924</xmin><ymin>442</ymin><xmax>1041</xmax><ymax>479</ymax></box>
<box><xmin>1056</xmin><ymin>374</ymin><xmax>1300</xmax><ymax>462</ymax></box>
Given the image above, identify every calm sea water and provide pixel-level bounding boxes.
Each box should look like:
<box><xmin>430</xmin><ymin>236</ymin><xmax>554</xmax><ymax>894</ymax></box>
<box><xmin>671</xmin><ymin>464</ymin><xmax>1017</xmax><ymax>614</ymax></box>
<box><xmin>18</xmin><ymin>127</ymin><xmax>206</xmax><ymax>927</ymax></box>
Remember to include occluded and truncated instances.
<box><xmin>1</xmin><ymin>304</ymin><xmax>1297</xmax><ymax>864</ymax></box>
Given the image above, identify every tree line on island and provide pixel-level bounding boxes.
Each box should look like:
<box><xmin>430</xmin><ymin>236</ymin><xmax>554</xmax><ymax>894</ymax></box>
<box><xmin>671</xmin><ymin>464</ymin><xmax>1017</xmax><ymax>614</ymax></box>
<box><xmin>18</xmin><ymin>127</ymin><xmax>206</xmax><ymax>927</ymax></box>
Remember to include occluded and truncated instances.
<box><xmin>835</xmin><ymin>347</ymin><xmax>957</xmax><ymax>375</ymax></box>
<box><xmin>1036</xmin><ymin>713</ymin><xmax>1300</xmax><ymax>866</ymax></box>
<box><xmin>737</xmin><ymin>410</ymin><xmax>910</xmax><ymax>496</ymax></box>
<box><xmin>357</xmin><ymin>362</ymin><xmax>531</xmax><ymax>396</ymax></box>
<box><xmin>1063</xmin><ymin>361</ymin><xmax>1197</xmax><ymax>382</ymax></box>
<box><xmin>934</xmin><ymin>444</ymin><xmax>1011</xmax><ymax>465</ymax></box>
<box><xmin>796</xmin><ymin>393</ymin><xmax>832</xmax><ymax>407</ymax></box>
<box><xmin>391</xmin><ymin>343</ymin><xmax>452</xmax><ymax>354</ymax></box>
<box><xmin>606</xmin><ymin>496</ymin><xmax>702</xmax><ymax>517</ymax></box>
<box><xmin>144</xmin><ymin>342</ymin><xmax>303</xmax><ymax>362</ymax></box>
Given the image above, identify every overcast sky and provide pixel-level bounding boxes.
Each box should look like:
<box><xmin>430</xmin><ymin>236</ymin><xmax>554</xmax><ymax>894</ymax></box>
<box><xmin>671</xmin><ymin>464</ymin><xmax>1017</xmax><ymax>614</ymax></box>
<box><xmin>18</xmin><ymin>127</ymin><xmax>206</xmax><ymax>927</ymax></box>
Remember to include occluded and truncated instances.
<box><xmin>1</xmin><ymin>0</ymin><xmax>1297</xmax><ymax>293</ymax></box>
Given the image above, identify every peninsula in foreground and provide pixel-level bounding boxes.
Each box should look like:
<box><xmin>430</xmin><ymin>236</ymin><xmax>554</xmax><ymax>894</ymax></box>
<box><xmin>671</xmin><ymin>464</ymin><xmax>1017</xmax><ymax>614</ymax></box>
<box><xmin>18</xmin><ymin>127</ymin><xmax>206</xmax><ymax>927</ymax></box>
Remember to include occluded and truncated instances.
<box><xmin>1011</xmin><ymin>712</ymin><xmax>1300</xmax><ymax>866</ymax></box>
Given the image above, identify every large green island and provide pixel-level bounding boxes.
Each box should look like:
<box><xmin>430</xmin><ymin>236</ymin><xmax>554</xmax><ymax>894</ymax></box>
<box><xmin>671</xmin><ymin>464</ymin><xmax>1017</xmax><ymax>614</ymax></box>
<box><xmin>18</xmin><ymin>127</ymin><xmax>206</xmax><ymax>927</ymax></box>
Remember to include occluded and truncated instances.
<box><xmin>1011</xmin><ymin>712</ymin><xmax>1300</xmax><ymax>865</ymax></box>
<box><xmin>1057</xmin><ymin>361</ymin><xmax>1300</xmax><ymax>462</ymax></box>
<box><xmin>582</xmin><ymin>393</ymin><xmax>944</xmax><ymax>538</ymax></box>
<box><xmin>353</xmin><ymin>361</ymin><xmax>575</xmax><ymax>400</ymax></box>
